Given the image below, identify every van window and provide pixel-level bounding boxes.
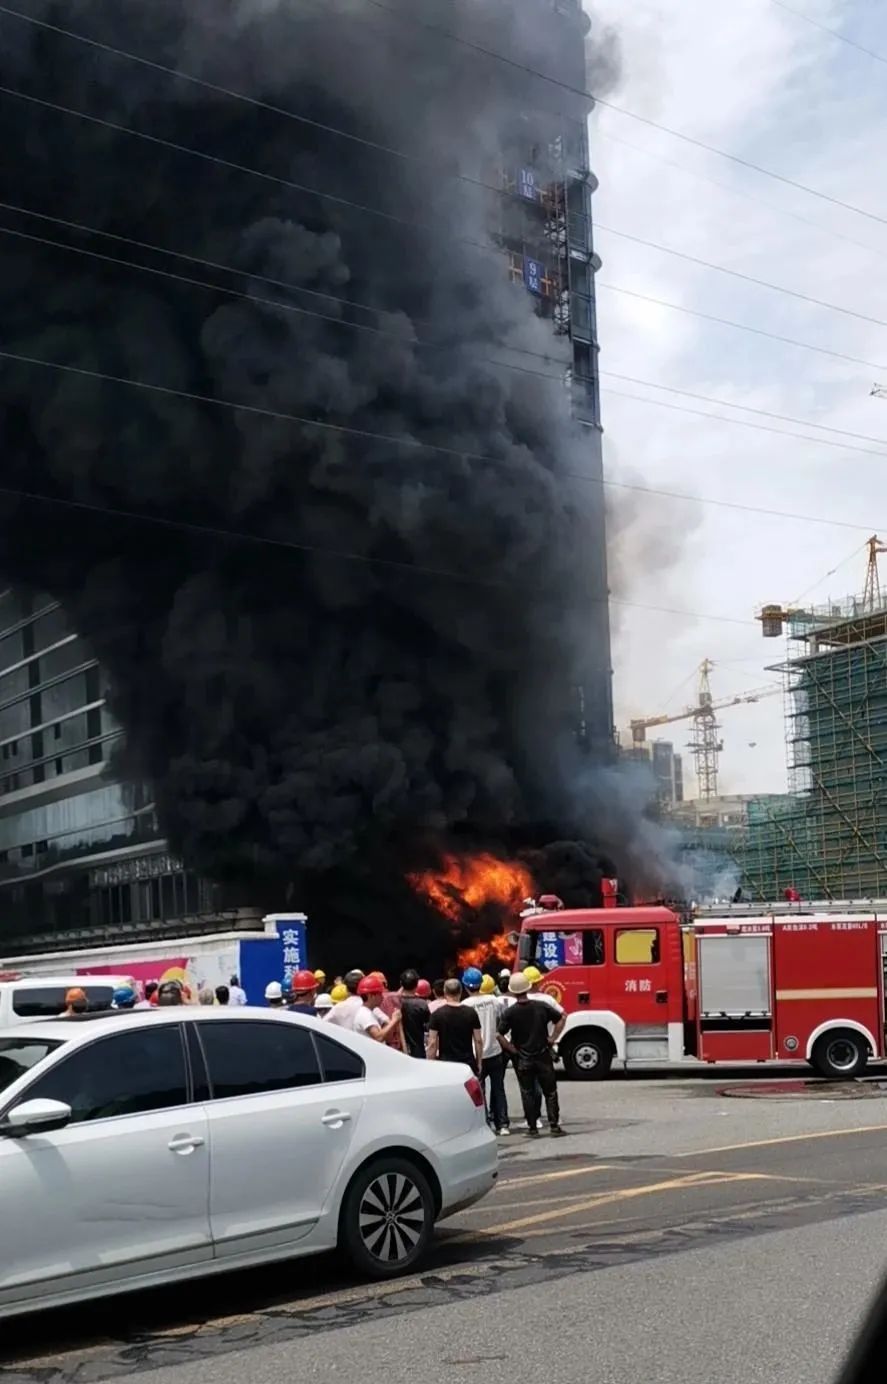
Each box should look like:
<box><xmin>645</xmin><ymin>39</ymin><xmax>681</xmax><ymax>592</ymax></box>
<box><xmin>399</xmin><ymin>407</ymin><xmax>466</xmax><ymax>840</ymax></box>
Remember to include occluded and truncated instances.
<box><xmin>615</xmin><ymin>929</ymin><xmax>661</xmax><ymax>965</ymax></box>
<box><xmin>11</xmin><ymin>985</ymin><xmax>116</xmax><ymax>1018</ymax></box>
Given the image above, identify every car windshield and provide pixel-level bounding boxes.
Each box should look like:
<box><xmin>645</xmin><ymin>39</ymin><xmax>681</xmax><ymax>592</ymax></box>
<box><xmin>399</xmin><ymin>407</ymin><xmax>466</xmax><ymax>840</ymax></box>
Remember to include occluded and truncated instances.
<box><xmin>0</xmin><ymin>1037</ymin><xmax>64</xmax><ymax>1098</ymax></box>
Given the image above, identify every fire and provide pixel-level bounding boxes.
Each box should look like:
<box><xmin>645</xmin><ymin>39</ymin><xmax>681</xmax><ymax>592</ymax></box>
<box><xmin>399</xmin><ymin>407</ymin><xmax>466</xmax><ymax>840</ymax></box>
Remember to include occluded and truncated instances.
<box><xmin>408</xmin><ymin>852</ymin><xmax>534</xmax><ymax>969</ymax></box>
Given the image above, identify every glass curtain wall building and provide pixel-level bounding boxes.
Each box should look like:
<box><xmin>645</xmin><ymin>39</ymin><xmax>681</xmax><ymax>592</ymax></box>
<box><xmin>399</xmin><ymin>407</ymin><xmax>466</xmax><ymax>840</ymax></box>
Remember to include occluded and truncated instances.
<box><xmin>0</xmin><ymin>590</ymin><xmax>216</xmax><ymax>953</ymax></box>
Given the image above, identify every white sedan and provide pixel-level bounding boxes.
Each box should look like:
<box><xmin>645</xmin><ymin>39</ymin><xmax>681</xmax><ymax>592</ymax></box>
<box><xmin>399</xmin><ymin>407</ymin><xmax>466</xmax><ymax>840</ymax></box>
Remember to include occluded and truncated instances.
<box><xmin>0</xmin><ymin>1007</ymin><xmax>497</xmax><ymax>1320</ymax></box>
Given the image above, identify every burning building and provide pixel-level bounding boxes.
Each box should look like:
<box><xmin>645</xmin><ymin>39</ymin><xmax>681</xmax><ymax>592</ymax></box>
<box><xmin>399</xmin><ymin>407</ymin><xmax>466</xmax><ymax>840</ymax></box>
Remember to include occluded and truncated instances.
<box><xmin>0</xmin><ymin>0</ymin><xmax>617</xmax><ymax>964</ymax></box>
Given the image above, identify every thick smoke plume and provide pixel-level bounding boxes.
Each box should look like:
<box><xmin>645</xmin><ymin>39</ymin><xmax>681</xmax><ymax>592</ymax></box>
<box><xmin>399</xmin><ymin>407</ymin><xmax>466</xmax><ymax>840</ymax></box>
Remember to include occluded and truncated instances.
<box><xmin>0</xmin><ymin>0</ymin><xmax>643</xmax><ymax>967</ymax></box>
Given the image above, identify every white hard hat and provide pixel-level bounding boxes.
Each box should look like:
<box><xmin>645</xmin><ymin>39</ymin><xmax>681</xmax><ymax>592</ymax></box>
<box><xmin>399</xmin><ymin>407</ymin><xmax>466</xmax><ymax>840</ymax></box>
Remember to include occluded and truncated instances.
<box><xmin>315</xmin><ymin>993</ymin><xmax>333</xmax><ymax>1011</ymax></box>
<box><xmin>498</xmin><ymin>967</ymin><xmax>511</xmax><ymax>979</ymax></box>
<box><xmin>264</xmin><ymin>980</ymin><xmax>283</xmax><ymax>1000</ymax></box>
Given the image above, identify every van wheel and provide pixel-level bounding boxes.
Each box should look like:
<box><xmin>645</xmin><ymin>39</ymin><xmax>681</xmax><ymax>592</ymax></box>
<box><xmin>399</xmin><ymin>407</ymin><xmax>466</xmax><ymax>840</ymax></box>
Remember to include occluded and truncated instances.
<box><xmin>561</xmin><ymin>1032</ymin><xmax>613</xmax><ymax>1081</ymax></box>
<box><xmin>810</xmin><ymin>1029</ymin><xmax>868</xmax><ymax>1079</ymax></box>
<box><xmin>339</xmin><ymin>1157</ymin><xmax>434</xmax><ymax>1279</ymax></box>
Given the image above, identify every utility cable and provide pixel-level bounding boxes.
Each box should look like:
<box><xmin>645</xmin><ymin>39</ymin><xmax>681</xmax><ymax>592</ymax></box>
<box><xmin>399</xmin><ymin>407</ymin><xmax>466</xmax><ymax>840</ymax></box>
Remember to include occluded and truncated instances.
<box><xmin>5</xmin><ymin>196</ymin><xmax>883</xmax><ymax>381</ymax></box>
<box><xmin>1</xmin><ymin>80</ymin><xmax>884</xmax><ymax>343</ymax></box>
<box><xmin>602</xmin><ymin>385</ymin><xmax>887</xmax><ymax>462</ymax></box>
<box><xmin>770</xmin><ymin>0</ymin><xmax>887</xmax><ymax>66</ymax></box>
<box><xmin>1</xmin><ymin>344</ymin><xmax>883</xmax><ymax>538</ymax></box>
<box><xmin>0</xmin><ymin>479</ymin><xmax>759</xmax><ymax>626</ymax></box>
<box><xmin>358</xmin><ymin>0</ymin><xmax>887</xmax><ymax>231</ymax></box>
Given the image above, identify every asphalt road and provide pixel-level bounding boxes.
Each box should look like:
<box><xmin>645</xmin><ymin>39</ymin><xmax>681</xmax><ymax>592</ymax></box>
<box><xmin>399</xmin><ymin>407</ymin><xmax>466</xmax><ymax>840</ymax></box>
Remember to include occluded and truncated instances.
<box><xmin>4</xmin><ymin>1070</ymin><xmax>887</xmax><ymax>1384</ymax></box>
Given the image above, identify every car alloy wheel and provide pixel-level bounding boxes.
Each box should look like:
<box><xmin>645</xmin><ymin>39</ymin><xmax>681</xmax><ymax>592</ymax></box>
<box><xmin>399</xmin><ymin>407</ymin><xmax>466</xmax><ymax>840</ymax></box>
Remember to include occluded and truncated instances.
<box><xmin>341</xmin><ymin>1156</ymin><xmax>435</xmax><ymax>1278</ymax></box>
<box><xmin>359</xmin><ymin>1171</ymin><xmax>426</xmax><ymax>1262</ymax></box>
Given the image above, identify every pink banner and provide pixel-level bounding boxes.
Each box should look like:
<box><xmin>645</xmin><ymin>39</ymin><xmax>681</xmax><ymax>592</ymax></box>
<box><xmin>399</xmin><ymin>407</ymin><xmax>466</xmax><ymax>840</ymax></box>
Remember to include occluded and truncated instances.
<box><xmin>77</xmin><ymin>957</ymin><xmax>189</xmax><ymax>1000</ymax></box>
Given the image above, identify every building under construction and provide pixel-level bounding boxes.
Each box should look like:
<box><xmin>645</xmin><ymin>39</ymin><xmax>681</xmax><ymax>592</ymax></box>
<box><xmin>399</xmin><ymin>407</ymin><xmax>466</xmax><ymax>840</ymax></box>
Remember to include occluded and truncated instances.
<box><xmin>739</xmin><ymin>539</ymin><xmax>887</xmax><ymax>899</ymax></box>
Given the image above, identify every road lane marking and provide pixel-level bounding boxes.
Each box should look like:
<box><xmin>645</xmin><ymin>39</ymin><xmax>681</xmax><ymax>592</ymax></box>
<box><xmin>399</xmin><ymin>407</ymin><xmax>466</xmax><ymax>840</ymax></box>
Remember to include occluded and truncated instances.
<box><xmin>495</xmin><ymin>1163</ymin><xmax>616</xmax><ymax>1190</ymax></box>
<box><xmin>674</xmin><ymin>1122</ymin><xmax>887</xmax><ymax>1158</ymax></box>
<box><xmin>471</xmin><ymin>1170</ymin><xmax>768</xmax><ymax>1235</ymax></box>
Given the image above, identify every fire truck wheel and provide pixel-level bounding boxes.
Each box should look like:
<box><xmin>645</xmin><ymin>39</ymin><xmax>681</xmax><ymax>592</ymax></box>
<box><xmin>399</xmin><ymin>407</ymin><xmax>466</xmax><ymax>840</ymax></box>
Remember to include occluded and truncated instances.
<box><xmin>561</xmin><ymin>1031</ymin><xmax>614</xmax><ymax>1081</ymax></box>
<box><xmin>810</xmin><ymin>1029</ymin><xmax>869</xmax><ymax>1079</ymax></box>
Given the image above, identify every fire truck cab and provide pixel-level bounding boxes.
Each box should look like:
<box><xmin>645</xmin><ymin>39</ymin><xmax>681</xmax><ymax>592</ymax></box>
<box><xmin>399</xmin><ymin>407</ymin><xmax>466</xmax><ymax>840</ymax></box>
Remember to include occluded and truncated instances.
<box><xmin>517</xmin><ymin>900</ymin><xmax>887</xmax><ymax>1080</ymax></box>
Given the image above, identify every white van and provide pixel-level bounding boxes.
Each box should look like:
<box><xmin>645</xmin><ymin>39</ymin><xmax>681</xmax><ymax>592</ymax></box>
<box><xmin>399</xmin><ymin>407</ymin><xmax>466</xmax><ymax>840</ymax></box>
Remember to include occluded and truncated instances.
<box><xmin>0</xmin><ymin>975</ymin><xmax>132</xmax><ymax>1027</ymax></box>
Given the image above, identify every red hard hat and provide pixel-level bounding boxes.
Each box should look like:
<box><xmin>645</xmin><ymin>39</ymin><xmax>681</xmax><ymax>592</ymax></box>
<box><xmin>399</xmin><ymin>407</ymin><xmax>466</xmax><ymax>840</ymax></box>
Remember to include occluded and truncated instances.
<box><xmin>291</xmin><ymin>969</ymin><xmax>318</xmax><ymax>992</ymax></box>
<box><xmin>415</xmin><ymin>979</ymin><xmax>432</xmax><ymax>998</ymax></box>
<box><xmin>357</xmin><ymin>975</ymin><xmax>384</xmax><ymax>997</ymax></box>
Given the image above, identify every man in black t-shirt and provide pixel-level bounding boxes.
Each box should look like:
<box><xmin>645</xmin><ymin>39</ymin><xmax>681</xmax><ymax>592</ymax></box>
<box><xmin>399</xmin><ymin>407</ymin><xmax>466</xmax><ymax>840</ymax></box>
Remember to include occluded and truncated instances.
<box><xmin>398</xmin><ymin>969</ymin><xmax>430</xmax><ymax>1059</ymax></box>
<box><xmin>498</xmin><ymin>973</ymin><xmax>566</xmax><ymax>1136</ymax></box>
<box><xmin>428</xmin><ymin>979</ymin><xmax>483</xmax><ymax>1073</ymax></box>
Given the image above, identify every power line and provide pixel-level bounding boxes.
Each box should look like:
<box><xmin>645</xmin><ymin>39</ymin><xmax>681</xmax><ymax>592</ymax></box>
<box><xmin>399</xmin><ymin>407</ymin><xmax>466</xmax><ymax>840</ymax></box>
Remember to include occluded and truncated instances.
<box><xmin>595</xmin><ymin>223</ymin><xmax>887</xmax><ymax>333</ymax></box>
<box><xmin>602</xmin><ymin>385</ymin><xmax>887</xmax><ymax>461</ymax></box>
<box><xmin>595</xmin><ymin>129</ymin><xmax>886</xmax><ymax>265</ymax></box>
<box><xmin>0</xmin><ymin>222</ymin><xmax>574</xmax><ymax>390</ymax></box>
<box><xmin>359</xmin><ymin>0</ymin><xmax>887</xmax><ymax>232</ymax></box>
<box><xmin>601</xmin><ymin>371</ymin><xmax>887</xmax><ymax>448</ymax></box>
<box><xmin>5</xmin><ymin>0</ymin><xmax>880</xmax><ymax>265</ymax></box>
<box><xmin>2</xmin><ymin>341</ymin><xmax>882</xmax><ymax>537</ymax></box>
<box><xmin>0</xmin><ymin>479</ymin><xmax>759</xmax><ymax>627</ymax></box>
<box><xmin>5</xmin><ymin>194</ymin><xmax>882</xmax><ymax>386</ymax></box>
<box><xmin>596</xmin><ymin>281</ymin><xmax>887</xmax><ymax>374</ymax></box>
<box><xmin>3</xmin><ymin>75</ymin><xmax>884</xmax><ymax>348</ymax></box>
<box><xmin>1</xmin><ymin>341</ymin><xmax>880</xmax><ymax>545</ymax></box>
<box><xmin>770</xmin><ymin>0</ymin><xmax>887</xmax><ymax>66</ymax></box>
<box><xmin>11</xmin><ymin>207</ymin><xmax>886</xmax><ymax>466</ymax></box>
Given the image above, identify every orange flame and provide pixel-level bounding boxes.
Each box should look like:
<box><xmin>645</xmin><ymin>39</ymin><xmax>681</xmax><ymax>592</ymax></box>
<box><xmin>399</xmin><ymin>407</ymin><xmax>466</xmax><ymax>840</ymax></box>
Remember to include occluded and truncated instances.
<box><xmin>408</xmin><ymin>852</ymin><xmax>534</xmax><ymax>969</ymax></box>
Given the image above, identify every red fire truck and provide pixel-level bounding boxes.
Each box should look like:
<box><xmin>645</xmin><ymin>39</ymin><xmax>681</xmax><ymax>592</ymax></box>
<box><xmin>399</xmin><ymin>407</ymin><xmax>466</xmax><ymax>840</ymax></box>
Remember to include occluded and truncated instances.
<box><xmin>517</xmin><ymin>895</ymin><xmax>887</xmax><ymax>1081</ymax></box>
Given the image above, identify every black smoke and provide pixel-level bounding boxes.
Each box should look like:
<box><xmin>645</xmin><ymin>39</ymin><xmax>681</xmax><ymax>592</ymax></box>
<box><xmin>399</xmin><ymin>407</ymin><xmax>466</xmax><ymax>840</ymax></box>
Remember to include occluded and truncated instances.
<box><xmin>0</xmin><ymin>0</ymin><xmax>632</xmax><ymax>968</ymax></box>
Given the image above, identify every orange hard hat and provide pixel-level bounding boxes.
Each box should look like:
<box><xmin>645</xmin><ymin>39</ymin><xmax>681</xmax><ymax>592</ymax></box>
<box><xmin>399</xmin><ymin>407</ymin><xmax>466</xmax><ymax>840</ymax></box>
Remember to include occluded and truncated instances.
<box><xmin>65</xmin><ymin>987</ymin><xmax>87</xmax><ymax>1005</ymax></box>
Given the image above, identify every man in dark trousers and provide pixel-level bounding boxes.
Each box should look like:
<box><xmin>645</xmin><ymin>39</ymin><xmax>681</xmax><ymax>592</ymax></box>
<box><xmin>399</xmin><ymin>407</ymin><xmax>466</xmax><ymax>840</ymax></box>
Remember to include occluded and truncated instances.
<box><xmin>398</xmin><ymin>969</ymin><xmax>430</xmax><ymax>1058</ymax></box>
<box><xmin>497</xmin><ymin>971</ymin><xmax>566</xmax><ymax>1137</ymax></box>
<box><xmin>428</xmin><ymin>979</ymin><xmax>483</xmax><ymax>1074</ymax></box>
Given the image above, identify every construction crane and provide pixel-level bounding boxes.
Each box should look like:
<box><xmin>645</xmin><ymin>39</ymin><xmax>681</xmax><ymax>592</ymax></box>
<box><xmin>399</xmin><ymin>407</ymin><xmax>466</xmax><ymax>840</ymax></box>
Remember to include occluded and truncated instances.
<box><xmin>630</xmin><ymin>660</ymin><xmax>781</xmax><ymax>800</ymax></box>
<box><xmin>760</xmin><ymin>534</ymin><xmax>887</xmax><ymax>633</ymax></box>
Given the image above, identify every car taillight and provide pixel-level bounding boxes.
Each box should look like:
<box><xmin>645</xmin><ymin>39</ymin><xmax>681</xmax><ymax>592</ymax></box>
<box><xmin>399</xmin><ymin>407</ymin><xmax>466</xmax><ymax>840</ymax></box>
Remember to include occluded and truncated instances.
<box><xmin>464</xmin><ymin>1076</ymin><xmax>484</xmax><ymax>1108</ymax></box>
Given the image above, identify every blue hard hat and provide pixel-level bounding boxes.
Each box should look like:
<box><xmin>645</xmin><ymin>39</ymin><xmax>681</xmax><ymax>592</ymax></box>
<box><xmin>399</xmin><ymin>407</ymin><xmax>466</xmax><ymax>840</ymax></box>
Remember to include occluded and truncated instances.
<box><xmin>113</xmin><ymin>986</ymin><xmax>136</xmax><ymax>1008</ymax></box>
<box><xmin>462</xmin><ymin>966</ymin><xmax>483</xmax><ymax>990</ymax></box>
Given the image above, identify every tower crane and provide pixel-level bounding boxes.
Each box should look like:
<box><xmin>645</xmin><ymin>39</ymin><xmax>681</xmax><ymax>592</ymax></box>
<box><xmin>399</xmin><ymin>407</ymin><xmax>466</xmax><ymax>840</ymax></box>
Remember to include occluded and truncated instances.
<box><xmin>629</xmin><ymin>659</ymin><xmax>781</xmax><ymax>800</ymax></box>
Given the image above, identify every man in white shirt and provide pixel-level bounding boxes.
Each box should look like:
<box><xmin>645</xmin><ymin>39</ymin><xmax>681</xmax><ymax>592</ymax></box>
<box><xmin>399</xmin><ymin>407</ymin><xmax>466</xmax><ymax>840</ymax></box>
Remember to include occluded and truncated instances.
<box><xmin>353</xmin><ymin>975</ymin><xmax>403</xmax><ymax>1045</ymax></box>
<box><xmin>462</xmin><ymin>969</ymin><xmax>509</xmax><ymax>1134</ymax></box>
<box><xmin>228</xmin><ymin>975</ymin><xmax>248</xmax><ymax>1006</ymax></box>
<box><xmin>324</xmin><ymin>969</ymin><xmax>366</xmax><ymax>1032</ymax></box>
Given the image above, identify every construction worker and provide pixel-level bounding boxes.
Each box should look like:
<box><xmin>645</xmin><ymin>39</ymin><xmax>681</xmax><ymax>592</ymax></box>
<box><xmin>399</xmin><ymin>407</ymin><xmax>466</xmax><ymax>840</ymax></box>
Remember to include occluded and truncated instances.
<box><xmin>398</xmin><ymin>969</ymin><xmax>430</xmax><ymax>1058</ymax></box>
<box><xmin>497</xmin><ymin>968</ymin><xmax>511</xmax><ymax>996</ymax></box>
<box><xmin>264</xmin><ymin>980</ymin><xmax>286</xmax><ymax>1008</ymax></box>
<box><xmin>428</xmin><ymin>979</ymin><xmax>483</xmax><ymax>1074</ymax></box>
<box><xmin>59</xmin><ymin>987</ymin><xmax>89</xmax><ymax>1018</ymax></box>
<box><xmin>497</xmin><ymin>972</ymin><xmax>566</xmax><ymax>1137</ymax></box>
<box><xmin>288</xmin><ymin>970</ymin><xmax>320</xmax><ymax>1015</ymax></box>
<box><xmin>462</xmin><ymin>967</ymin><xmax>509</xmax><ymax>1134</ymax></box>
<box><xmin>353</xmin><ymin>975</ymin><xmax>403</xmax><ymax>1043</ymax></box>
<box><xmin>325</xmin><ymin>970</ymin><xmax>365</xmax><ymax>1029</ymax></box>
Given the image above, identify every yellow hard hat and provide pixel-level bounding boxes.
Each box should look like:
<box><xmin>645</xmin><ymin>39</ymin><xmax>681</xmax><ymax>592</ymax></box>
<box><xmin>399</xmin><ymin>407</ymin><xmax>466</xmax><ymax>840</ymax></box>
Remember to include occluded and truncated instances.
<box><xmin>480</xmin><ymin>975</ymin><xmax>496</xmax><ymax>994</ymax></box>
<box><xmin>523</xmin><ymin>965</ymin><xmax>543</xmax><ymax>983</ymax></box>
<box><xmin>330</xmin><ymin>983</ymin><xmax>349</xmax><ymax>1003</ymax></box>
<box><xmin>313</xmin><ymin>969</ymin><xmax>326</xmax><ymax>982</ymax></box>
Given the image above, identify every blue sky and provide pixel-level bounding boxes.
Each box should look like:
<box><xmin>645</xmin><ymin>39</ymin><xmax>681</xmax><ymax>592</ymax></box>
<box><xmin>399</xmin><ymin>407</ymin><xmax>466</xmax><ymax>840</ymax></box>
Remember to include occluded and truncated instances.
<box><xmin>591</xmin><ymin>0</ymin><xmax>887</xmax><ymax>796</ymax></box>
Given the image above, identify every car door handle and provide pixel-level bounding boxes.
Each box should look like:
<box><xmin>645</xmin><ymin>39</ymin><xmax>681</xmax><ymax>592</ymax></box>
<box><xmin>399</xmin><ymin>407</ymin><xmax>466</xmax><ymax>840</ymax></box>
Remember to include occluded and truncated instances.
<box><xmin>168</xmin><ymin>1133</ymin><xmax>205</xmax><ymax>1154</ymax></box>
<box><xmin>321</xmin><ymin>1110</ymin><xmax>352</xmax><ymax>1128</ymax></box>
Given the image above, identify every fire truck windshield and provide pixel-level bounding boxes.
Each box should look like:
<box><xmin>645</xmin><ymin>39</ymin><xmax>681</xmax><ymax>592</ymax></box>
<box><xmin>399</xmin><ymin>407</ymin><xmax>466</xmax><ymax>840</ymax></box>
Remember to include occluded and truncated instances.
<box><xmin>520</xmin><ymin>928</ymin><xmax>604</xmax><ymax>970</ymax></box>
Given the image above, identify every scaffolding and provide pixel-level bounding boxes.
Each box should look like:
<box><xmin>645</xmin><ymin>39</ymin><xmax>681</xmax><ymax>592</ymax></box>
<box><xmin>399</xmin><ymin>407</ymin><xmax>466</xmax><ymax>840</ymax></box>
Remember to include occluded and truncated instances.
<box><xmin>738</xmin><ymin>581</ymin><xmax>887</xmax><ymax>899</ymax></box>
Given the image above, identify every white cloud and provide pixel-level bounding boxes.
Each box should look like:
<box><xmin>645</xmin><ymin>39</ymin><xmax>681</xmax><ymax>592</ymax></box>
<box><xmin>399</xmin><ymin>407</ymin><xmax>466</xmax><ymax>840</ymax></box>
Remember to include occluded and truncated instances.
<box><xmin>589</xmin><ymin>0</ymin><xmax>887</xmax><ymax>796</ymax></box>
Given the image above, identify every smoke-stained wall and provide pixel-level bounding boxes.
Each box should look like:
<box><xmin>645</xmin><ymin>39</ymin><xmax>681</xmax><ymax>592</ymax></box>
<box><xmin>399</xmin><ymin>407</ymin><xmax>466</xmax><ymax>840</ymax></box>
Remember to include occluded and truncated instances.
<box><xmin>0</xmin><ymin>0</ymin><xmax>620</xmax><ymax>955</ymax></box>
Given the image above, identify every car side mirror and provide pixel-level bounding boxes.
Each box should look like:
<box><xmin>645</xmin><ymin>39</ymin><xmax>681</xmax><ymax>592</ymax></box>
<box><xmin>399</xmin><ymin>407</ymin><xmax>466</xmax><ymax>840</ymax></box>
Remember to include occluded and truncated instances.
<box><xmin>0</xmin><ymin>1098</ymin><xmax>73</xmax><ymax>1137</ymax></box>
